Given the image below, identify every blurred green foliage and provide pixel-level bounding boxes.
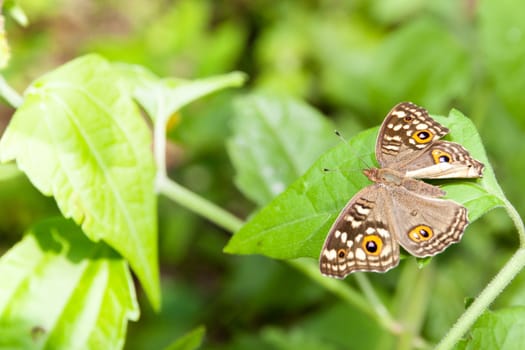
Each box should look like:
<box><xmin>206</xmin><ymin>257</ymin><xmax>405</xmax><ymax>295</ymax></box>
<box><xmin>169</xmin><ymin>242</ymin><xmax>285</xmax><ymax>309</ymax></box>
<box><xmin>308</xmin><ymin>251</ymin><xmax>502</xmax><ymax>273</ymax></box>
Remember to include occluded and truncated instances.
<box><xmin>1</xmin><ymin>0</ymin><xmax>525</xmax><ymax>349</ymax></box>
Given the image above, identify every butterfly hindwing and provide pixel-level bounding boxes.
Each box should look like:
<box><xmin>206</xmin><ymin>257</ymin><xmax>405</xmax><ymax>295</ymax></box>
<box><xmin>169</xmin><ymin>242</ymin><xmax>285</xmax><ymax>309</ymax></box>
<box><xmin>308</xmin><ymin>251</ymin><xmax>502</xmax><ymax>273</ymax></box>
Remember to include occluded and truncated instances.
<box><xmin>388</xmin><ymin>184</ymin><xmax>468</xmax><ymax>257</ymax></box>
<box><xmin>402</xmin><ymin>140</ymin><xmax>485</xmax><ymax>179</ymax></box>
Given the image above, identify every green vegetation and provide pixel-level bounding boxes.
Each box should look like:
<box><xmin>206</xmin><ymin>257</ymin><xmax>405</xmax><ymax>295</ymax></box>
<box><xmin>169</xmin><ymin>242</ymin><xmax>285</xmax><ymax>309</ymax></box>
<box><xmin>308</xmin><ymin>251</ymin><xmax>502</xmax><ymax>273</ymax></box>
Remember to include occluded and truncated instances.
<box><xmin>0</xmin><ymin>1</ymin><xmax>524</xmax><ymax>349</ymax></box>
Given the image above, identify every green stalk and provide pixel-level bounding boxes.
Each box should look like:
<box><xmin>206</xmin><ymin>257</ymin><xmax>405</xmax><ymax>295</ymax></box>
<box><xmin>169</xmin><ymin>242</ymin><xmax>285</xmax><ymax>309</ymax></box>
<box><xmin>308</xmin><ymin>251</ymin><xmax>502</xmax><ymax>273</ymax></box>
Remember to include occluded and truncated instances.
<box><xmin>354</xmin><ymin>273</ymin><xmax>399</xmax><ymax>331</ymax></box>
<box><xmin>393</xmin><ymin>264</ymin><xmax>433</xmax><ymax>350</ymax></box>
<box><xmin>0</xmin><ymin>75</ymin><xmax>23</xmax><ymax>108</ymax></box>
<box><xmin>505</xmin><ymin>199</ymin><xmax>525</xmax><ymax>247</ymax></box>
<box><xmin>290</xmin><ymin>259</ymin><xmax>392</xmax><ymax>328</ymax></box>
<box><xmin>436</xmin><ymin>199</ymin><xmax>525</xmax><ymax>350</ymax></box>
<box><xmin>436</xmin><ymin>248</ymin><xmax>525</xmax><ymax>350</ymax></box>
<box><xmin>157</xmin><ymin>176</ymin><xmax>243</xmax><ymax>233</ymax></box>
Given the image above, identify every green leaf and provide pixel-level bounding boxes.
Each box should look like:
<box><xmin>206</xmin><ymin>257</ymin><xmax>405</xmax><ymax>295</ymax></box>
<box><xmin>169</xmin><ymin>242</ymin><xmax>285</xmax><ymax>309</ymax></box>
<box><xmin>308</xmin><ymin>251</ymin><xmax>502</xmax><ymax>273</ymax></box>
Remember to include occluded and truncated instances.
<box><xmin>118</xmin><ymin>64</ymin><xmax>246</xmax><ymax>122</ymax></box>
<box><xmin>0</xmin><ymin>54</ymin><xmax>160</xmax><ymax>309</ymax></box>
<box><xmin>225</xmin><ymin>108</ymin><xmax>503</xmax><ymax>260</ymax></box>
<box><xmin>457</xmin><ymin>307</ymin><xmax>525</xmax><ymax>350</ymax></box>
<box><xmin>164</xmin><ymin>326</ymin><xmax>205</xmax><ymax>350</ymax></box>
<box><xmin>227</xmin><ymin>94</ymin><xmax>336</xmax><ymax>206</ymax></box>
<box><xmin>0</xmin><ymin>218</ymin><xmax>138</xmax><ymax>349</ymax></box>
<box><xmin>437</xmin><ymin>110</ymin><xmax>506</xmax><ymax>221</ymax></box>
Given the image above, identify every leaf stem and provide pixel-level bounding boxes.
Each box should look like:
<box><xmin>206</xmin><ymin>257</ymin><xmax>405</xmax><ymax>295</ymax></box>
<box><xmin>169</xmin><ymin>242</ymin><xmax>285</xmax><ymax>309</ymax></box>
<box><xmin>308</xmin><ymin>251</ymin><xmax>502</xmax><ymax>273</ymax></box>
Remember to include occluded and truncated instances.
<box><xmin>153</xmin><ymin>111</ymin><xmax>168</xmax><ymax>182</ymax></box>
<box><xmin>435</xmin><ymin>247</ymin><xmax>525</xmax><ymax>350</ymax></box>
<box><xmin>504</xmin><ymin>198</ymin><xmax>525</xmax><ymax>247</ymax></box>
<box><xmin>392</xmin><ymin>264</ymin><xmax>433</xmax><ymax>350</ymax></box>
<box><xmin>354</xmin><ymin>273</ymin><xmax>398</xmax><ymax>328</ymax></box>
<box><xmin>157</xmin><ymin>176</ymin><xmax>243</xmax><ymax>233</ymax></box>
<box><xmin>290</xmin><ymin>259</ymin><xmax>388</xmax><ymax>323</ymax></box>
<box><xmin>355</xmin><ymin>272</ymin><xmax>430</xmax><ymax>348</ymax></box>
<box><xmin>0</xmin><ymin>75</ymin><xmax>23</xmax><ymax>108</ymax></box>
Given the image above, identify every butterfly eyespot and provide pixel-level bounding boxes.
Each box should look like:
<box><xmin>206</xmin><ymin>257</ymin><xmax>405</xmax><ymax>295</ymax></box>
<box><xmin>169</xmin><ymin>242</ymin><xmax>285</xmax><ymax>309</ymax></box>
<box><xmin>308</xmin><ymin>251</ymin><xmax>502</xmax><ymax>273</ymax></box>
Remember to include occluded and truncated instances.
<box><xmin>408</xmin><ymin>225</ymin><xmax>434</xmax><ymax>242</ymax></box>
<box><xmin>432</xmin><ymin>149</ymin><xmax>452</xmax><ymax>164</ymax></box>
<box><xmin>412</xmin><ymin>130</ymin><xmax>433</xmax><ymax>144</ymax></box>
<box><xmin>362</xmin><ymin>235</ymin><xmax>383</xmax><ymax>256</ymax></box>
<box><xmin>403</xmin><ymin>115</ymin><xmax>414</xmax><ymax>122</ymax></box>
<box><xmin>337</xmin><ymin>249</ymin><xmax>347</xmax><ymax>258</ymax></box>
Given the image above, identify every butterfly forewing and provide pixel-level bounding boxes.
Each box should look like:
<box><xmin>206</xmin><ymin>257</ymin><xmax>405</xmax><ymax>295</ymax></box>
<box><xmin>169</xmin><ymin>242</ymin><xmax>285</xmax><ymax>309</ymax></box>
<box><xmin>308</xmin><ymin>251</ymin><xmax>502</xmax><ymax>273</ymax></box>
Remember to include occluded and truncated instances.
<box><xmin>320</xmin><ymin>186</ymin><xmax>400</xmax><ymax>278</ymax></box>
<box><xmin>376</xmin><ymin>102</ymin><xmax>449</xmax><ymax>169</ymax></box>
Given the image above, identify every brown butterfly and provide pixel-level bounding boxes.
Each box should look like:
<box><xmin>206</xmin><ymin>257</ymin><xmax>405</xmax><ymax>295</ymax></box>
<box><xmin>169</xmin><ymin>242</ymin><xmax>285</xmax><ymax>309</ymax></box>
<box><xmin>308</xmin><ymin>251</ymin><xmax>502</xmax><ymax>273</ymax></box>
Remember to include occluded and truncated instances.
<box><xmin>320</xmin><ymin>102</ymin><xmax>484</xmax><ymax>278</ymax></box>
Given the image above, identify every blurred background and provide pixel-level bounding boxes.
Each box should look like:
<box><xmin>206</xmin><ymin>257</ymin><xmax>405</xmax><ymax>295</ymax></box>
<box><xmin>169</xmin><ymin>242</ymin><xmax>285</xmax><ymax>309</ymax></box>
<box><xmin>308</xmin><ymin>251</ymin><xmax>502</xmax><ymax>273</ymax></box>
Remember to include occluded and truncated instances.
<box><xmin>1</xmin><ymin>0</ymin><xmax>524</xmax><ymax>349</ymax></box>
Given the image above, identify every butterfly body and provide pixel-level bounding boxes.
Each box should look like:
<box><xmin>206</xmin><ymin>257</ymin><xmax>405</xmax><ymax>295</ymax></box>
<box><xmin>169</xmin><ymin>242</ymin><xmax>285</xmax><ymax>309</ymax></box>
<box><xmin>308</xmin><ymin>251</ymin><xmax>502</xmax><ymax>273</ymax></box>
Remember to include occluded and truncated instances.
<box><xmin>320</xmin><ymin>102</ymin><xmax>484</xmax><ymax>278</ymax></box>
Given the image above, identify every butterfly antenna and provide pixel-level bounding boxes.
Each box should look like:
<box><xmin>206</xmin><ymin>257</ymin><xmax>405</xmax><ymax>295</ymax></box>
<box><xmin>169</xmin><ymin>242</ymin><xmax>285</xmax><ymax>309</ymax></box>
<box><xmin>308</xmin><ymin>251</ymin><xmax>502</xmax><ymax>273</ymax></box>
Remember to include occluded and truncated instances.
<box><xmin>334</xmin><ymin>129</ymin><xmax>349</xmax><ymax>146</ymax></box>
<box><xmin>322</xmin><ymin>130</ymin><xmax>363</xmax><ymax>175</ymax></box>
<box><xmin>335</xmin><ymin>129</ymin><xmax>374</xmax><ymax>170</ymax></box>
<box><xmin>322</xmin><ymin>130</ymin><xmax>348</xmax><ymax>173</ymax></box>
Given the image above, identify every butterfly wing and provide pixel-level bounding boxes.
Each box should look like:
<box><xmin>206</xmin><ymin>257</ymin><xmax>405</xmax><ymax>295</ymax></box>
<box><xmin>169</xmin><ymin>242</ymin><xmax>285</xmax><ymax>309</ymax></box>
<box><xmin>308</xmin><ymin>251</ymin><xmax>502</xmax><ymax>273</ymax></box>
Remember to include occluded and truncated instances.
<box><xmin>376</xmin><ymin>102</ymin><xmax>449</xmax><ymax>169</ymax></box>
<box><xmin>319</xmin><ymin>185</ymin><xmax>400</xmax><ymax>278</ymax></box>
<box><xmin>389</xmin><ymin>185</ymin><xmax>468</xmax><ymax>257</ymax></box>
<box><xmin>400</xmin><ymin>140</ymin><xmax>484</xmax><ymax>179</ymax></box>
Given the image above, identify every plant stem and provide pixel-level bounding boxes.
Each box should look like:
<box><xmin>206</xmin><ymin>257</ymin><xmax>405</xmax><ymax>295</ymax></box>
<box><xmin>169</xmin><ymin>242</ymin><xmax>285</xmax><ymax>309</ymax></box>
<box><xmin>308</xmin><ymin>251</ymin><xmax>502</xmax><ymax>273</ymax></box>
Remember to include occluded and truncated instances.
<box><xmin>435</xmin><ymin>247</ymin><xmax>525</xmax><ymax>350</ymax></box>
<box><xmin>289</xmin><ymin>259</ymin><xmax>394</xmax><ymax>327</ymax></box>
<box><xmin>157</xmin><ymin>176</ymin><xmax>243</xmax><ymax>233</ymax></box>
<box><xmin>355</xmin><ymin>272</ymin><xmax>430</xmax><ymax>348</ymax></box>
<box><xmin>153</xmin><ymin>109</ymin><xmax>169</xmax><ymax>183</ymax></box>
<box><xmin>393</xmin><ymin>264</ymin><xmax>433</xmax><ymax>350</ymax></box>
<box><xmin>504</xmin><ymin>198</ymin><xmax>525</xmax><ymax>247</ymax></box>
<box><xmin>354</xmin><ymin>273</ymin><xmax>398</xmax><ymax>329</ymax></box>
<box><xmin>0</xmin><ymin>75</ymin><xmax>23</xmax><ymax>108</ymax></box>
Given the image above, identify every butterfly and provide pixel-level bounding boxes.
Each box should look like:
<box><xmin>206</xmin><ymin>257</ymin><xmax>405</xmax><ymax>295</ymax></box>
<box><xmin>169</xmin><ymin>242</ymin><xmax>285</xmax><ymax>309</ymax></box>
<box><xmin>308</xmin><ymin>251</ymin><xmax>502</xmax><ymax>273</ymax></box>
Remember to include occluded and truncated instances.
<box><xmin>319</xmin><ymin>102</ymin><xmax>484</xmax><ymax>278</ymax></box>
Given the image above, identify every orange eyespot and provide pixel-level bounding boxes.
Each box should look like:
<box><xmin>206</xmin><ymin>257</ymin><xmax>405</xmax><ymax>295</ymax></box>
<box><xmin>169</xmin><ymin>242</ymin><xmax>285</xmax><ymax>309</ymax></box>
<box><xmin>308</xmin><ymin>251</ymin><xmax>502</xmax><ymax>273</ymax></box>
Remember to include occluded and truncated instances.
<box><xmin>432</xmin><ymin>149</ymin><xmax>452</xmax><ymax>164</ymax></box>
<box><xmin>412</xmin><ymin>129</ymin><xmax>434</xmax><ymax>144</ymax></box>
<box><xmin>362</xmin><ymin>235</ymin><xmax>383</xmax><ymax>256</ymax></box>
<box><xmin>337</xmin><ymin>249</ymin><xmax>347</xmax><ymax>259</ymax></box>
<box><xmin>408</xmin><ymin>225</ymin><xmax>434</xmax><ymax>242</ymax></box>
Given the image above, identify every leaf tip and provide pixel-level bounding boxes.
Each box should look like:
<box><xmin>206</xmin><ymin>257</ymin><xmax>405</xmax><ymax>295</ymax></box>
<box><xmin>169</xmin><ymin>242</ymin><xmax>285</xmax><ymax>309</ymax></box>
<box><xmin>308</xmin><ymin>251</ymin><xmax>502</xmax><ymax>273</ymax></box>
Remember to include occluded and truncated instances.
<box><xmin>228</xmin><ymin>71</ymin><xmax>249</xmax><ymax>86</ymax></box>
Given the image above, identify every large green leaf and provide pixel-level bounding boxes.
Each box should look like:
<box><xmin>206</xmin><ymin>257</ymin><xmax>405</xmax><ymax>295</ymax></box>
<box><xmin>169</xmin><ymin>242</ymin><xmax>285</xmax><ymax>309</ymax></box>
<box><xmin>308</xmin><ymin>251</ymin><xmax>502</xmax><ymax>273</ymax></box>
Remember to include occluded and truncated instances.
<box><xmin>0</xmin><ymin>54</ymin><xmax>159</xmax><ymax>309</ymax></box>
<box><xmin>456</xmin><ymin>307</ymin><xmax>525</xmax><ymax>350</ymax></box>
<box><xmin>0</xmin><ymin>218</ymin><xmax>138</xmax><ymax>349</ymax></box>
<box><xmin>227</xmin><ymin>94</ymin><xmax>336</xmax><ymax>206</ymax></box>
<box><xmin>225</xmin><ymin>108</ymin><xmax>503</xmax><ymax>260</ymax></box>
